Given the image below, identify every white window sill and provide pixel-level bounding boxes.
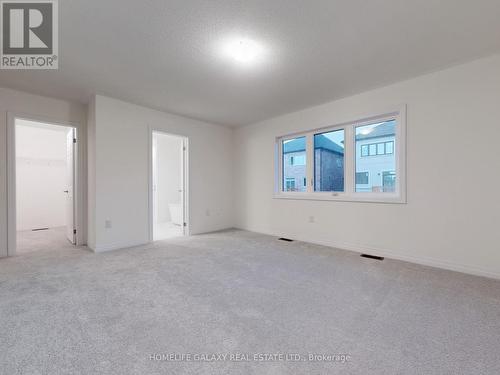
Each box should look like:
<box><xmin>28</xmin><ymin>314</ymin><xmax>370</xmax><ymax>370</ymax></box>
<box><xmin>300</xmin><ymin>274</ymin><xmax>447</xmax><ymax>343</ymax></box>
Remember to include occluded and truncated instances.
<box><xmin>273</xmin><ymin>192</ymin><xmax>406</xmax><ymax>204</ymax></box>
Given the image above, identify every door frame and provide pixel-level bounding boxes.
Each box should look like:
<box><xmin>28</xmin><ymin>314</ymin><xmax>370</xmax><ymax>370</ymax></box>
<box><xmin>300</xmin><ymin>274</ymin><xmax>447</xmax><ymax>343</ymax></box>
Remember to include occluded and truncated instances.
<box><xmin>6</xmin><ymin>112</ymin><xmax>83</xmax><ymax>256</ymax></box>
<box><xmin>148</xmin><ymin>128</ymin><xmax>190</xmax><ymax>241</ymax></box>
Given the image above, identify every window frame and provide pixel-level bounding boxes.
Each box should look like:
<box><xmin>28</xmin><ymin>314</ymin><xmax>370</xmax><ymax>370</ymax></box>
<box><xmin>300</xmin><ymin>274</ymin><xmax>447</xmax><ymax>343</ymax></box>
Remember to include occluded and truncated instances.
<box><xmin>274</xmin><ymin>106</ymin><xmax>406</xmax><ymax>204</ymax></box>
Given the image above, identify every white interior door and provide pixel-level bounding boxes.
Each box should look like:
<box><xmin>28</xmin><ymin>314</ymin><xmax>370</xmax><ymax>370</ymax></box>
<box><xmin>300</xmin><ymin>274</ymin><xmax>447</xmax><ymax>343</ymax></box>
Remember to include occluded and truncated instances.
<box><xmin>65</xmin><ymin>128</ymin><xmax>76</xmax><ymax>244</ymax></box>
<box><xmin>180</xmin><ymin>139</ymin><xmax>186</xmax><ymax>235</ymax></box>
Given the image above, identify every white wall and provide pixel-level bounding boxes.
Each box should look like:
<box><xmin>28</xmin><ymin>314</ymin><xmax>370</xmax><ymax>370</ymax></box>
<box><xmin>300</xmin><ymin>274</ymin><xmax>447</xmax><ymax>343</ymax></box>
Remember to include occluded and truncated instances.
<box><xmin>234</xmin><ymin>54</ymin><xmax>500</xmax><ymax>279</ymax></box>
<box><xmin>0</xmin><ymin>87</ymin><xmax>87</xmax><ymax>257</ymax></box>
<box><xmin>87</xmin><ymin>96</ymin><xmax>96</xmax><ymax>250</ymax></box>
<box><xmin>89</xmin><ymin>95</ymin><xmax>233</xmax><ymax>252</ymax></box>
<box><xmin>16</xmin><ymin>121</ymin><xmax>68</xmax><ymax>231</ymax></box>
<box><xmin>155</xmin><ymin>132</ymin><xmax>183</xmax><ymax>223</ymax></box>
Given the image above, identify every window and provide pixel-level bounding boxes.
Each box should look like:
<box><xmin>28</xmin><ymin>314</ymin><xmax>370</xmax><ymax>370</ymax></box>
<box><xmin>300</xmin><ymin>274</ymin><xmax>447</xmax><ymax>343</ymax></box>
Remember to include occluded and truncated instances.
<box><xmin>377</xmin><ymin>143</ymin><xmax>385</xmax><ymax>155</ymax></box>
<box><xmin>275</xmin><ymin>107</ymin><xmax>406</xmax><ymax>203</ymax></box>
<box><xmin>285</xmin><ymin>178</ymin><xmax>296</xmax><ymax>191</ymax></box>
<box><xmin>382</xmin><ymin>171</ymin><xmax>396</xmax><ymax>192</ymax></box>
<box><xmin>355</xmin><ymin>172</ymin><xmax>369</xmax><ymax>185</ymax></box>
<box><xmin>314</xmin><ymin>129</ymin><xmax>344</xmax><ymax>192</ymax></box>
<box><xmin>282</xmin><ymin>136</ymin><xmax>306</xmax><ymax>192</ymax></box>
<box><xmin>385</xmin><ymin>141</ymin><xmax>394</xmax><ymax>154</ymax></box>
<box><xmin>291</xmin><ymin>155</ymin><xmax>306</xmax><ymax>166</ymax></box>
<box><xmin>360</xmin><ymin>140</ymin><xmax>394</xmax><ymax>157</ymax></box>
<box><xmin>369</xmin><ymin>144</ymin><xmax>376</xmax><ymax>156</ymax></box>
<box><xmin>361</xmin><ymin>145</ymin><xmax>369</xmax><ymax>157</ymax></box>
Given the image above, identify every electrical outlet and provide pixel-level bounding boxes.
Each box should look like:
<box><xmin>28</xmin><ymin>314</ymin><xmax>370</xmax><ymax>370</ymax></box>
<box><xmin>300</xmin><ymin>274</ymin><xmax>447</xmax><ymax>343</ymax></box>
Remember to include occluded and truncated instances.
<box><xmin>105</xmin><ymin>219</ymin><xmax>112</xmax><ymax>229</ymax></box>
<box><xmin>308</xmin><ymin>216</ymin><xmax>315</xmax><ymax>223</ymax></box>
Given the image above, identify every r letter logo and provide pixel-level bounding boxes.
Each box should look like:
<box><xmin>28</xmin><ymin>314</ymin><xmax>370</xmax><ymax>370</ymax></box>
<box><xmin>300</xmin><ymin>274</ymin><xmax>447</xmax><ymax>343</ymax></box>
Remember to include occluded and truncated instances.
<box><xmin>1</xmin><ymin>0</ymin><xmax>58</xmax><ymax>69</ymax></box>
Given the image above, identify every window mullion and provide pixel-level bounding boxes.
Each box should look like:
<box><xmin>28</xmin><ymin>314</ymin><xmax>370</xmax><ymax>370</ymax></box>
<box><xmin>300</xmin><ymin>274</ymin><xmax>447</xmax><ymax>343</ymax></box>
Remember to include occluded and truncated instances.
<box><xmin>344</xmin><ymin>125</ymin><xmax>354</xmax><ymax>195</ymax></box>
<box><xmin>306</xmin><ymin>133</ymin><xmax>314</xmax><ymax>193</ymax></box>
<box><xmin>276</xmin><ymin>140</ymin><xmax>282</xmax><ymax>193</ymax></box>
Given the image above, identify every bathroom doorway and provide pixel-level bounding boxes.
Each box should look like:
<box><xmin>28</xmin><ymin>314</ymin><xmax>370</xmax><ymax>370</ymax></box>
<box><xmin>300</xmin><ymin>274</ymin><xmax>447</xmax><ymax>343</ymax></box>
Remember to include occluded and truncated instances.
<box><xmin>150</xmin><ymin>131</ymin><xmax>188</xmax><ymax>240</ymax></box>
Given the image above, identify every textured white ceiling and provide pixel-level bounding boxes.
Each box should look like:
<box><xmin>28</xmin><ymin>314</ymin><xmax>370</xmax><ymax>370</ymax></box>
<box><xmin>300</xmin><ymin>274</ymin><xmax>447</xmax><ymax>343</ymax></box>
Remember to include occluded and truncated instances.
<box><xmin>1</xmin><ymin>0</ymin><xmax>500</xmax><ymax>127</ymax></box>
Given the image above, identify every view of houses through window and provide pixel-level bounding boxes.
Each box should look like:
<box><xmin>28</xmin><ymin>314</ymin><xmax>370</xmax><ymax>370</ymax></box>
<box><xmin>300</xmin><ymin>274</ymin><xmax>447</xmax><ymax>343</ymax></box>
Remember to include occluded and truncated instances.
<box><xmin>355</xmin><ymin>120</ymin><xmax>396</xmax><ymax>192</ymax></box>
<box><xmin>283</xmin><ymin>136</ymin><xmax>307</xmax><ymax>192</ymax></box>
<box><xmin>314</xmin><ymin>129</ymin><xmax>344</xmax><ymax>192</ymax></box>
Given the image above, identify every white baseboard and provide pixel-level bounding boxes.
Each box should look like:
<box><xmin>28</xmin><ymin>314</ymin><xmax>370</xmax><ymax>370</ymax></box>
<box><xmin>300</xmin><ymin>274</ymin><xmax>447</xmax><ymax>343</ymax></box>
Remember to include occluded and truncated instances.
<box><xmin>238</xmin><ymin>226</ymin><xmax>500</xmax><ymax>281</ymax></box>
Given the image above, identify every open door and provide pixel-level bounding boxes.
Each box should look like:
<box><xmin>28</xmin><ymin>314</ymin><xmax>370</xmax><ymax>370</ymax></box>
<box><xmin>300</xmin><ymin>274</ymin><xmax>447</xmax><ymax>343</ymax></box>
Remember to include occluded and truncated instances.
<box><xmin>151</xmin><ymin>131</ymin><xmax>187</xmax><ymax>240</ymax></box>
<box><xmin>180</xmin><ymin>138</ymin><xmax>186</xmax><ymax>235</ymax></box>
<box><xmin>65</xmin><ymin>128</ymin><xmax>76</xmax><ymax>244</ymax></box>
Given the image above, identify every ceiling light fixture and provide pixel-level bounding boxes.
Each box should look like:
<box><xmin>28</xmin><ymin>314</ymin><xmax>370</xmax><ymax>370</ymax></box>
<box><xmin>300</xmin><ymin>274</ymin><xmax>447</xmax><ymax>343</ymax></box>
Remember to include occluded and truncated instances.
<box><xmin>221</xmin><ymin>38</ymin><xmax>265</xmax><ymax>66</ymax></box>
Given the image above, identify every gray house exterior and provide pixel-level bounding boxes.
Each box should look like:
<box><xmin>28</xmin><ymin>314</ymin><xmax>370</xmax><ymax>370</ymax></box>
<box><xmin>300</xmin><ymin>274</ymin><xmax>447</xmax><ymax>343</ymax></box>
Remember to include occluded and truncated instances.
<box><xmin>313</xmin><ymin>134</ymin><xmax>344</xmax><ymax>191</ymax></box>
<box><xmin>282</xmin><ymin>137</ymin><xmax>307</xmax><ymax>192</ymax></box>
<box><xmin>283</xmin><ymin>135</ymin><xmax>344</xmax><ymax>192</ymax></box>
<box><xmin>355</xmin><ymin>120</ymin><xmax>396</xmax><ymax>192</ymax></box>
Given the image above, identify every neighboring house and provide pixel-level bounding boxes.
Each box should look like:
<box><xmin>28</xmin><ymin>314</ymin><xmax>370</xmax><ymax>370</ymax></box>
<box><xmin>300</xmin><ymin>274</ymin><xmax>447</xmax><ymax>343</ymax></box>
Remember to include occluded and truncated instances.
<box><xmin>355</xmin><ymin>120</ymin><xmax>396</xmax><ymax>192</ymax></box>
<box><xmin>282</xmin><ymin>137</ymin><xmax>308</xmax><ymax>192</ymax></box>
<box><xmin>283</xmin><ymin>135</ymin><xmax>344</xmax><ymax>192</ymax></box>
<box><xmin>313</xmin><ymin>134</ymin><xmax>344</xmax><ymax>191</ymax></box>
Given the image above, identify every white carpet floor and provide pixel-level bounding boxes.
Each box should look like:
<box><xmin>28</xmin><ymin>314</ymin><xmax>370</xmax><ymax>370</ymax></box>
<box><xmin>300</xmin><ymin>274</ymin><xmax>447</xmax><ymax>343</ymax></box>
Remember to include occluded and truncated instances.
<box><xmin>154</xmin><ymin>221</ymin><xmax>183</xmax><ymax>240</ymax></box>
<box><xmin>1</xmin><ymin>229</ymin><xmax>500</xmax><ymax>374</ymax></box>
<box><xmin>16</xmin><ymin>226</ymin><xmax>71</xmax><ymax>254</ymax></box>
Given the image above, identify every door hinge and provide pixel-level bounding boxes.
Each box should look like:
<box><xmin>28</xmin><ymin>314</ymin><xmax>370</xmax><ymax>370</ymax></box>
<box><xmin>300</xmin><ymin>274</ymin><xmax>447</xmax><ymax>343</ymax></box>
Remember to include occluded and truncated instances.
<box><xmin>183</xmin><ymin>222</ymin><xmax>187</xmax><ymax>227</ymax></box>
<box><xmin>73</xmin><ymin>229</ymin><xmax>77</xmax><ymax>234</ymax></box>
<box><xmin>73</xmin><ymin>138</ymin><xmax>77</xmax><ymax>143</ymax></box>
<box><xmin>183</xmin><ymin>146</ymin><xmax>186</xmax><ymax>151</ymax></box>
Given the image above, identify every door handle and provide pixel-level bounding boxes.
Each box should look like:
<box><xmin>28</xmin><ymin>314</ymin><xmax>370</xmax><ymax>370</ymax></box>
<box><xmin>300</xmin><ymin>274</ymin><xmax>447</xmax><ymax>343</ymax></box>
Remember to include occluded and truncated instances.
<box><xmin>63</xmin><ymin>190</ymin><xmax>69</xmax><ymax>193</ymax></box>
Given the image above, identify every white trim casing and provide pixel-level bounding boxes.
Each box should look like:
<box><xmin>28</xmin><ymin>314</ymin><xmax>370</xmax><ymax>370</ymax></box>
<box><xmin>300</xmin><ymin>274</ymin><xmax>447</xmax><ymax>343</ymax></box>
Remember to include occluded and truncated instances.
<box><xmin>6</xmin><ymin>112</ymin><xmax>85</xmax><ymax>256</ymax></box>
<box><xmin>148</xmin><ymin>127</ymin><xmax>190</xmax><ymax>242</ymax></box>
<box><xmin>6</xmin><ymin>113</ymin><xmax>15</xmax><ymax>255</ymax></box>
<box><xmin>274</xmin><ymin>105</ymin><xmax>407</xmax><ymax>204</ymax></box>
<box><xmin>305</xmin><ymin>134</ymin><xmax>314</xmax><ymax>193</ymax></box>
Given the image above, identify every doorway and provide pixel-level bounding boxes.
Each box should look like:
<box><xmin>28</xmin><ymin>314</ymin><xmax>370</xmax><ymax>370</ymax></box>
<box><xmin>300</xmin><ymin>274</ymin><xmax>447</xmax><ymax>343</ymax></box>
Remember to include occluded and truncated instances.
<box><xmin>12</xmin><ymin>118</ymin><xmax>77</xmax><ymax>254</ymax></box>
<box><xmin>151</xmin><ymin>131</ymin><xmax>188</xmax><ymax>241</ymax></box>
